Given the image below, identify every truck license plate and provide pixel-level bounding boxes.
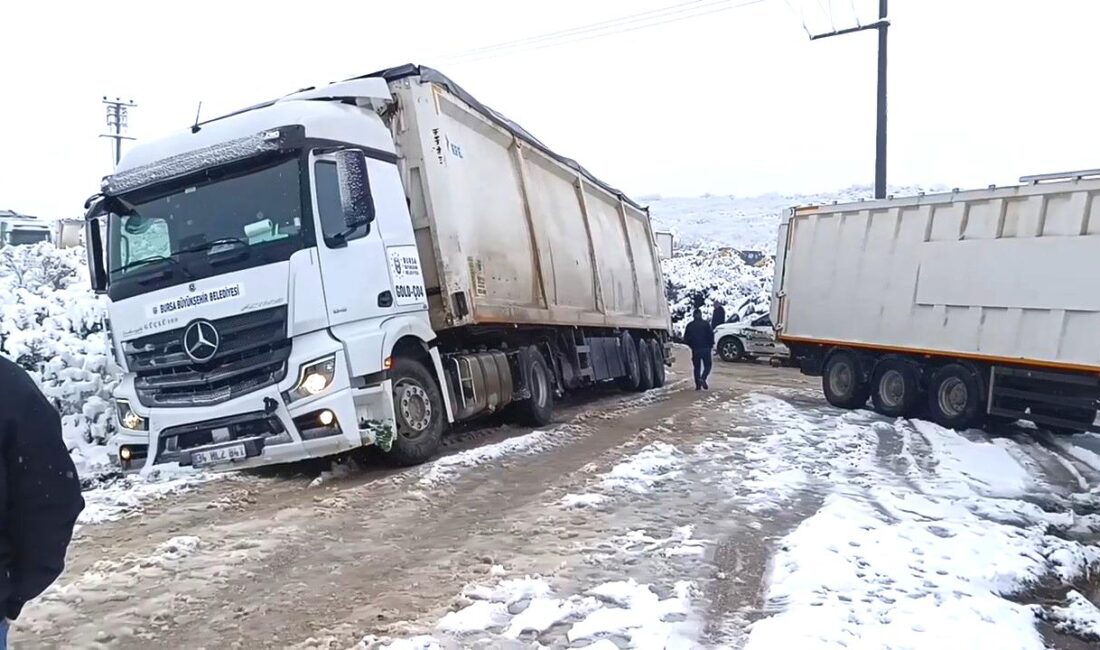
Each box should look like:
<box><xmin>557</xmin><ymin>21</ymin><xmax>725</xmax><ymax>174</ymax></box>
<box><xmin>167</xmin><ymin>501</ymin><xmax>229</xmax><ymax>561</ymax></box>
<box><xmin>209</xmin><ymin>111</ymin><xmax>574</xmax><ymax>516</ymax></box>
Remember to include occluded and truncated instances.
<box><xmin>192</xmin><ymin>444</ymin><xmax>247</xmax><ymax>467</ymax></box>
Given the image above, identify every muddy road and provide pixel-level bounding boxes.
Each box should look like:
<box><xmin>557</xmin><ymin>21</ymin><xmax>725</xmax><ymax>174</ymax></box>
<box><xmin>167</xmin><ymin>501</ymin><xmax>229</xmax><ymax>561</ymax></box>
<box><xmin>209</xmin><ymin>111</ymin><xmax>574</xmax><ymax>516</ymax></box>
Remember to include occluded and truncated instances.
<box><xmin>14</xmin><ymin>357</ymin><xmax>1100</xmax><ymax>649</ymax></box>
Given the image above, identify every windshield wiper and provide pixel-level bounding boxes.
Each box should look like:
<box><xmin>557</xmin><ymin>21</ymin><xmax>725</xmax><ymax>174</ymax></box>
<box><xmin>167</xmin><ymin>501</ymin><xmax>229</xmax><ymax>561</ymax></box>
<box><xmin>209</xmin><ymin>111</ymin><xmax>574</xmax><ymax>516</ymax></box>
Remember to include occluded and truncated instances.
<box><xmin>110</xmin><ymin>255</ymin><xmax>194</xmax><ymax>280</ymax></box>
<box><xmin>174</xmin><ymin>237</ymin><xmax>250</xmax><ymax>256</ymax></box>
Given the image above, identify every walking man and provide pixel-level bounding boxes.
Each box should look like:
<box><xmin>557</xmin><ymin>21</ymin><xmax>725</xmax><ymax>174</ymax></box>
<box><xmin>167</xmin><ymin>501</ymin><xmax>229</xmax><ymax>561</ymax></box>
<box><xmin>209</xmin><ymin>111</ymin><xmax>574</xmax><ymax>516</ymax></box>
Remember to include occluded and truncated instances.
<box><xmin>0</xmin><ymin>357</ymin><xmax>84</xmax><ymax>647</ymax></box>
<box><xmin>683</xmin><ymin>308</ymin><xmax>715</xmax><ymax>390</ymax></box>
<box><xmin>710</xmin><ymin>301</ymin><xmax>726</xmax><ymax>330</ymax></box>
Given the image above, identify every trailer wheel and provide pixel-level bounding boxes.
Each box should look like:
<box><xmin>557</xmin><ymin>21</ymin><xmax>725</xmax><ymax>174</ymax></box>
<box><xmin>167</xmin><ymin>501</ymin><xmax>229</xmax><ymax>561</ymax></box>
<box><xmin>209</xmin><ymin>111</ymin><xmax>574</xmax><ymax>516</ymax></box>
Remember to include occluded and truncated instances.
<box><xmin>385</xmin><ymin>358</ymin><xmax>445</xmax><ymax>466</ymax></box>
<box><xmin>871</xmin><ymin>358</ymin><xmax>922</xmax><ymax>418</ymax></box>
<box><xmin>928</xmin><ymin>363</ymin><xmax>984</xmax><ymax>430</ymax></box>
<box><xmin>718</xmin><ymin>337</ymin><xmax>745</xmax><ymax>362</ymax></box>
<box><xmin>515</xmin><ymin>347</ymin><xmax>554</xmax><ymax>427</ymax></box>
<box><xmin>648</xmin><ymin>340</ymin><xmax>666</xmax><ymax>388</ymax></box>
<box><xmin>637</xmin><ymin>339</ymin><xmax>655</xmax><ymax>391</ymax></box>
<box><xmin>617</xmin><ymin>332</ymin><xmax>642</xmax><ymax>391</ymax></box>
<box><xmin>822</xmin><ymin>350</ymin><xmax>869</xmax><ymax>409</ymax></box>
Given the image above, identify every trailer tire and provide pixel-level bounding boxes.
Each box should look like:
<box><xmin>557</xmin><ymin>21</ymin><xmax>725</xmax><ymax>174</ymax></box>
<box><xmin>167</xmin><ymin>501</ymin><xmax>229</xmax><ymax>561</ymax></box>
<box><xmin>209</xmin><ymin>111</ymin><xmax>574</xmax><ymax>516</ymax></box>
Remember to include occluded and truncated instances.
<box><xmin>648</xmin><ymin>340</ymin><xmax>666</xmax><ymax>388</ymax></box>
<box><xmin>928</xmin><ymin>363</ymin><xmax>985</xmax><ymax>430</ymax></box>
<box><xmin>617</xmin><ymin>332</ymin><xmax>642</xmax><ymax>391</ymax></box>
<box><xmin>822</xmin><ymin>350</ymin><xmax>869</xmax><ymax>409</ymax></box>
<box><xmin>718</xmin><ymin>337</ymin><xmax>745</xmax><ymax>362</ymax></box>
<box><xmin>871</xmin><ymin>358</ymin><xmax>922</xmax><ymax>418</ymax></box>
<box><xmin>515</xmin><ymin>347</ymin><xmax>554</xmax><ymax>427</ymax></box>
<box><xmin>385</xmin><ymin>358</ymin><xmax>445</xmax><ymax>466</ymax></box>
<box><xmin>637</xmin><ymin>339</ymin><xmax>655</xmax><ymax>391</ymax></box>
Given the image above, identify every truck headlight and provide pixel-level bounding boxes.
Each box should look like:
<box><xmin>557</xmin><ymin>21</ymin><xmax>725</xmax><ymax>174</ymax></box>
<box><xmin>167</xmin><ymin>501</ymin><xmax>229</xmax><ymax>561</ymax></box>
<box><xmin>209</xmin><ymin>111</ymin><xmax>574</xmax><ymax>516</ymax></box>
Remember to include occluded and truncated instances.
<box><xmin>287</xmin><ymin>354</ymin><xmax>337</xmax><ymax>402</ymax></box>
<box><xmin>116</xmin><ymin>399</ymin><xmax>148</xmax><ymax>431</ymax></box>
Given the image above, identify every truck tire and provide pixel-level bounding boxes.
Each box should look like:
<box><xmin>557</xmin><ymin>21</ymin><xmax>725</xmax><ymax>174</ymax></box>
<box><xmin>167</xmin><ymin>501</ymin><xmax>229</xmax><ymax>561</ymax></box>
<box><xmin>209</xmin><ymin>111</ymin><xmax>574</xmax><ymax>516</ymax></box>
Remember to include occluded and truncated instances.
<box><xmin>648</xmin><ymin>340</ymin><xmax>666</xmax><ymax>388</ymax></box>
<box><xmin>515</xmin><ymin>347</ymin><xmax>554</xmax><ymax>427</ymax></box>
<box><xmin>637</xmin><ymin>338</ymin><xmax>655</xmax><ymax>391</ymax></box>
<box><xmin>617</xmin><ymin>332</ymin><xmax>642</xmax><ymax>391</ymax></box>
<box><xmin>718</xmin><ymin>337</ymin><xmax>745</xmax><ymax>362</ymax></box>
<box><xmin>871</xmin><ymin>358</ymin><xmax>922</xmax><ymax>418</ymax></box>
<box><xmin>822</xmin><ymin>350</ymin><xmax>869</xmax><ymax>409</ymax></box>
<box><xmin>385</xmin><ymin>358</ymin><xmax>445</xmax><ymax>466</ymax></box>
<box><xmin>927</xmin><ymin>363</ymin><xmax>984</xmax><ymax>430</ymax></box>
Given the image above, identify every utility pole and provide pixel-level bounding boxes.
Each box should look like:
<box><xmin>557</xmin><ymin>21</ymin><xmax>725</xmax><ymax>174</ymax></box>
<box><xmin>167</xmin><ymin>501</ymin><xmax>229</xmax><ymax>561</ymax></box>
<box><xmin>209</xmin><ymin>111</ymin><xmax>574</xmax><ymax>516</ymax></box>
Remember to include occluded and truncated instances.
<box><xmin>810</xmin><ymin>0</ymin><xmax>889</xmax><ymax>199</ymax></box>
<box><xmin>100</xmin><ymin>97</ymin><xmax>137</xmax><ymax>167</ymax></box>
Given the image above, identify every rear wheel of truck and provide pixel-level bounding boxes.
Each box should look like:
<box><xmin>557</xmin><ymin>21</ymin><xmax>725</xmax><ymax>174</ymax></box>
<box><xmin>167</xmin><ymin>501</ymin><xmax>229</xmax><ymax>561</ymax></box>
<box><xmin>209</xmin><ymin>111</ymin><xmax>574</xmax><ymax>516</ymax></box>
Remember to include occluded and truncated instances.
<box><xmin>871</xmin><ymin>358</ymin><xmax>922</xmax><ymax>418</ymax></box>
<box><xmin>617</xmin><ymin>332</ymin><xmax>642</xmax><ymax>391</ymax></box>
<box><xmin>928</xmin><ymin>363</ymin><xmax>985</xmax><ymax>430</ymax></box>
<box><xmin>718</xmin><ymin>337</ymin><xmax>745</xmax><ymax>362</ymax></box>
<box><xmin>648</xmin><ymin>340</ymin><xmax>666</xmax><ymax>388</ymax></box>
<box><xmin>385</xmin><ymin>358</ymin><xmax>445</xmax><ymax>466</ymax></box>
<box><xmin>822</xmin><ymin>350</ymin><xmax>869</xmax><ymax>409</ymax></box>
<box><xmin>515</xmin><ymin>347</ymin><xmax>554</xmax><ymax>427</ymax></box>
<box><xmin>637</xmin><ymin>338</ymin><xmax>655</xmax><ymax>391</ymax></box>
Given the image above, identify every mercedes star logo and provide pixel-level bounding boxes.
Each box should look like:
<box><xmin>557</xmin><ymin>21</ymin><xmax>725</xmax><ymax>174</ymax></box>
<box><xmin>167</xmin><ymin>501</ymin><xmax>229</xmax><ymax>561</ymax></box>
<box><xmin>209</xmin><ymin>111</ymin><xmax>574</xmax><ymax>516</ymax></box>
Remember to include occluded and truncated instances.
<box><xmin>182</xmin><ymin>319</ymin><xmax>220</xmax><ymax>363</ymax></box>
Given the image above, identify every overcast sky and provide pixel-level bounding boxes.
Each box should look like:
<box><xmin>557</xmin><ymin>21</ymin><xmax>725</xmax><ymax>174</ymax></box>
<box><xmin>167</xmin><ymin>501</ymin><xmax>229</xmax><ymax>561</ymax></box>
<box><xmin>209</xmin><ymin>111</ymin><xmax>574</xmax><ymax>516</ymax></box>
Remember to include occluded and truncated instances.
<box><xmin>2</xmin><ymin>0</ymin><xmax>1098</xmax><ymax>218</ymax></box>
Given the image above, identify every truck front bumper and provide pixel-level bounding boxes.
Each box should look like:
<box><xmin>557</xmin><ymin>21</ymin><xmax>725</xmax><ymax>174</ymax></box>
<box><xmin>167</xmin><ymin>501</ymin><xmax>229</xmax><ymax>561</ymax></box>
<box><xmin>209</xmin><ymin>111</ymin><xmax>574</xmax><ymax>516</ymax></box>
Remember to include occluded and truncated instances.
<box><xmin>117</xmin><ymin>334</ymin><xmax>395</xmax><ymax>472</ymax></box>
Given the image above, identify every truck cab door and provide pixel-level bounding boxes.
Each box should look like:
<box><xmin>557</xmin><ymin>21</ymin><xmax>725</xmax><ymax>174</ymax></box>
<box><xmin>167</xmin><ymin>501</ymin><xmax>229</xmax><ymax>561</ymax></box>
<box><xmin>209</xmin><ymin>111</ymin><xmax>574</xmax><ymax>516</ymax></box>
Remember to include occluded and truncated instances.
<box><xmin>308</xmin><ymin>151</ymin><xmax>393</xmax><ymax>328</ymax></box>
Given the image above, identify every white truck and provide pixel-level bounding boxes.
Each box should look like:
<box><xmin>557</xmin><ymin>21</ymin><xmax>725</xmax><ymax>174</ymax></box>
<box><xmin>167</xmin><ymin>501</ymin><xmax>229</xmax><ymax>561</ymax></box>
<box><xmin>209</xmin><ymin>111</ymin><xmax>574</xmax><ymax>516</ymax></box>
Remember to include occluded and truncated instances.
<box><xmin>0</xmin><ymin>211</ymin><xmax>52</xmax><ymax>247</ymax></box>
<box><xmin>773</xmin><ymin>172</ymin><xmax>1100</xmax><ymax>433</ymax></box>
<box><xmin>83</xmin><ymin>65</ymin><xmax>671</xmax><ymax>471</ymax></box>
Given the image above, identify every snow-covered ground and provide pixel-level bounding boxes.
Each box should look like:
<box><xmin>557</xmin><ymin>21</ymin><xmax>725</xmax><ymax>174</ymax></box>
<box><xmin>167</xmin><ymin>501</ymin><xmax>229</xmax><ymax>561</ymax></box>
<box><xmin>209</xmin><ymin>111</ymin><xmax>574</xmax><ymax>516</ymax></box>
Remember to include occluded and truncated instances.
<box><xmin>339</xmin><ymin>371</ymin><xmax>1100</xmax><ymax>649</ymax></box>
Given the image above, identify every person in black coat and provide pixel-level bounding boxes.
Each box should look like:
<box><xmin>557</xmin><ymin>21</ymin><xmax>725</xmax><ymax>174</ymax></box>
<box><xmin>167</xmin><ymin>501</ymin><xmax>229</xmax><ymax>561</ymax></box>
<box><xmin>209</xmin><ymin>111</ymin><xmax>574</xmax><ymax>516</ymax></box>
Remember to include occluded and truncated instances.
<box><xmin>710</xmin><ymin>302</ymin><xmax>727</xmax><ymax>330</ymax></box>
<box><xmin>0</xmin><ymin>357</ymin><xmax>84</xmax><ymax>644</ymax></box>
<box><xmin>683</xmin><ymin>308</ymin><xmax>715</xmax><ymax>390</ymax></box>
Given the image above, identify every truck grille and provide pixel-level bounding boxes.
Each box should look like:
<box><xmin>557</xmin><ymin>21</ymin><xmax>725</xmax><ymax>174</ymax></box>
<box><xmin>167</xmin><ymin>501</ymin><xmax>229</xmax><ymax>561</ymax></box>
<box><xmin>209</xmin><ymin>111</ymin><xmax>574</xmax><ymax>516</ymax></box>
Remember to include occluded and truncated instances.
<box><xmin>124</xmin><ymin>306</ymin><xmax>291</xmax><ymax>408</ymax></box>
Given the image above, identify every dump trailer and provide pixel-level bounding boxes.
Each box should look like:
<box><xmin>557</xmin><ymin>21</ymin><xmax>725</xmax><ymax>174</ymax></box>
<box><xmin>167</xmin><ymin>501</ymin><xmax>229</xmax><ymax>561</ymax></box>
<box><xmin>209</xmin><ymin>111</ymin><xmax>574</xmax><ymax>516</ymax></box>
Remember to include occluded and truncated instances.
<box><xmin>84</xmin><ymin>64</ymin><xmax>671</xmax><ymax>471</ymax></box>
<box><xmin>773</xmin><ymin>172</ymin><xmax>1100</xmax><ymax>433</ymax></box>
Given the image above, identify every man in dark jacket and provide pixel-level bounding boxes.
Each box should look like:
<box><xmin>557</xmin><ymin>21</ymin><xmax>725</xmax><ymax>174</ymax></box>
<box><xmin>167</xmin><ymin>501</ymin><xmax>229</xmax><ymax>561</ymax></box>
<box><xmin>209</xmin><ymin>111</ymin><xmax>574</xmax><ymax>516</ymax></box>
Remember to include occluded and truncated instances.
<box><xmin>710</xmin><ymin>302</ymin><xmax>727</xmax><ymax>330</ymax></box>
<box><xmin>683</xmin><ymin>308</ymin><xmax>715</xmax><ymax>390</ymax></box>
<box><xmin>0</xmin><ymin>357</ymin><xmax>84</xmax><ymax>646</ymax></box>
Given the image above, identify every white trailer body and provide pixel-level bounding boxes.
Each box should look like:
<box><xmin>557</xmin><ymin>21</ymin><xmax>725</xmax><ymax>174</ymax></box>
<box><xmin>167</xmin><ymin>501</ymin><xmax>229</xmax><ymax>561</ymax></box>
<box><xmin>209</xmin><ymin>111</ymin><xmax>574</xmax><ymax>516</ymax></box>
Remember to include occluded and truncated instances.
<box><xmin>775</xmin><ymin>175</ymin><xmax>1100</xmax><ymax>432</ymax></box>
<box><xmin>655</xmin><ymin>231</ymin><xmax>674</xmax><ymax>259</ymax></box>
<box><xmin>85</xmin><ymin>65</ymin><xmax>670</xmax><ymax>471</ymax></box>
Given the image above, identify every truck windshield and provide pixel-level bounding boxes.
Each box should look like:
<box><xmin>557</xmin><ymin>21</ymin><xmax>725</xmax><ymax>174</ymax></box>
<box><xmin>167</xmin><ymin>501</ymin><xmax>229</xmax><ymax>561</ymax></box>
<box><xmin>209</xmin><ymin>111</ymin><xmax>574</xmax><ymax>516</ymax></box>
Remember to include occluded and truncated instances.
<box><xmin>8</xmin><ymin>230</ymin><xmax>50</xmax><ymax>246</ymax></box>
<box><xmin>107</xmin><ymin>156</ymin><xmax>305</xmax><ymax>298</ymax></box>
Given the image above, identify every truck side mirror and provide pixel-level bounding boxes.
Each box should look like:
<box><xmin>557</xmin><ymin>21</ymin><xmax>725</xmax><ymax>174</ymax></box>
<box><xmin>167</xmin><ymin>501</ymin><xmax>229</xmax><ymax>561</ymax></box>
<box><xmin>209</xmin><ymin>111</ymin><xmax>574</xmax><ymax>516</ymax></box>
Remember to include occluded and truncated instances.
<box><xmin>85</xmin><ymin>216</ymin><xmax>108</xmax><ymax>294</ymax></box>
<box><xmin>334</xmin><ymin>149</ymin><xmax>375</xmax><ymax>230</ymax></box>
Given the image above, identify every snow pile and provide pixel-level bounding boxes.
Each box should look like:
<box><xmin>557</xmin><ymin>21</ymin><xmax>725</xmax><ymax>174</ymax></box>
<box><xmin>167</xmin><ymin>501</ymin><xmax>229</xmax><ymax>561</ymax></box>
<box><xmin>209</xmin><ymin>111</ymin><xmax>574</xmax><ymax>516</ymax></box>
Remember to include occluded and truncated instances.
<box><xmin>661</xmin><ymin>246</ymin><xmax>772</xmax><ymax>336</ymax></box>
<box><xmin>0</xmin><ymin>243</ymin><xmax>118</xmax><ymax>477</ymax></box>
<box><xmin>648</xmin><ymin>184</ymin><xmax>936</xmax><ymax>252</ymax></box>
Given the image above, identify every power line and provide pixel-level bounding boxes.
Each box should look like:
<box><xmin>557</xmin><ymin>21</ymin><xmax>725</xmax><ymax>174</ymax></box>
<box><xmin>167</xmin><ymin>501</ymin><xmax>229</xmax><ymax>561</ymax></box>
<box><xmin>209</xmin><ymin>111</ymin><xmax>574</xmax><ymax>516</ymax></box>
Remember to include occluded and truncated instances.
<box><xmin>100</xmin><ymin>97</ymin><xmax>137</xmax><ymax>167</ymax></box>
<box><xmin>442</xmin><ymin>0</ymin><xmax>767</xmax><ymax>64</ymax></box>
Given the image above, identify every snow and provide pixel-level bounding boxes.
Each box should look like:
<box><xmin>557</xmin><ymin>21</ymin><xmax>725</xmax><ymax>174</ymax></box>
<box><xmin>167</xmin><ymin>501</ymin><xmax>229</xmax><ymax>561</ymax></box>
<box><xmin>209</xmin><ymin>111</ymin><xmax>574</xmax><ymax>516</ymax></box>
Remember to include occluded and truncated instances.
<box><xmin>413</xmin><ymin>574</ymin><xmax>696</xmax><ymax>647</ymax></box>
<box><xmin>740</xmin><ymin>393</ymin><xmax>1100</xmax><ymax>650</ymax></box>
<box><xmin>560</xmin><ymin>492</ymin><xmax>608</xmax><ymax>508</ymax></box>
<box><xmin>0</xmin><ymin>243</ymin><xmax>119</xmax><ymax>479</ymax></box>
<box><xmin>661</xmin><ymin>246</ymin><xmax>772</xmax><ymax>335</ymax></box>
<box><xmin>417</xmin><ymin>426</ymin><xmax>575</xmax><ymax>487</ymax></box>
<box><xmin>1037</xmin><ymin>590</ymin><xmax>1100</xmax><ymax>642</ymax></box>
<box><xmin>77</xmin><ymin>466</ymin><xmax>215</xmax><ymax>528</ymax></box>
<box><xmin>599</xmin><ymin>441</ymin><xmax>684</xmax><ymax>495</ymax></box>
